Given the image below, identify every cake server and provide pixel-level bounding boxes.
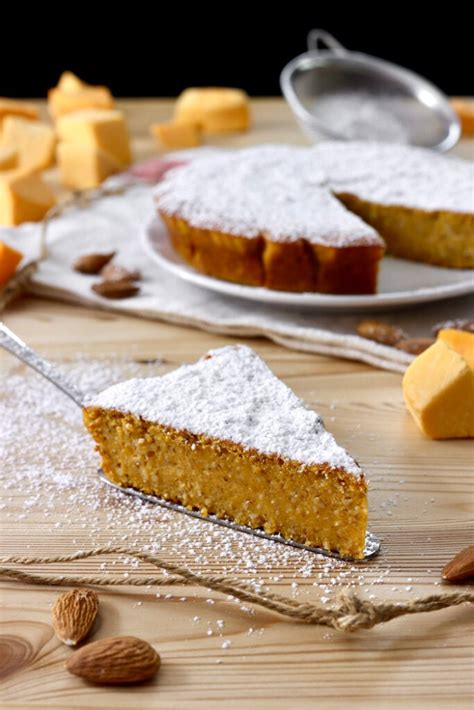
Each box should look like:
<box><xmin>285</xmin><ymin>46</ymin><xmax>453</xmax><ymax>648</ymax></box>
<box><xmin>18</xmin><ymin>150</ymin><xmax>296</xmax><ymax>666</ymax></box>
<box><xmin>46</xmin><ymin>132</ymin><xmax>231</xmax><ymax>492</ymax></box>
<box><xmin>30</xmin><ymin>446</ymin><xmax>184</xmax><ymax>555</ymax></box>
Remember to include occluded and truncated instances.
<box><xmin>0</xmin><ymin>322</ymin><xmax>381</xmax><ymax>562</ymax></box>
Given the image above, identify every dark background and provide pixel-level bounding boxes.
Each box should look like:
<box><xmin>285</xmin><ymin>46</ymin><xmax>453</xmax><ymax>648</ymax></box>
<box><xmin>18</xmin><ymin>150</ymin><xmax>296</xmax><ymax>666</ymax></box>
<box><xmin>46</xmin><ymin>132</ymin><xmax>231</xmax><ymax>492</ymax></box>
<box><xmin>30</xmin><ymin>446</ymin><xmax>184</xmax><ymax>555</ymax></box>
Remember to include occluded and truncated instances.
<box><xmin>1</xmin><ymin>10</ymin><xmax>472</xmax><ymax>98</ymax></box>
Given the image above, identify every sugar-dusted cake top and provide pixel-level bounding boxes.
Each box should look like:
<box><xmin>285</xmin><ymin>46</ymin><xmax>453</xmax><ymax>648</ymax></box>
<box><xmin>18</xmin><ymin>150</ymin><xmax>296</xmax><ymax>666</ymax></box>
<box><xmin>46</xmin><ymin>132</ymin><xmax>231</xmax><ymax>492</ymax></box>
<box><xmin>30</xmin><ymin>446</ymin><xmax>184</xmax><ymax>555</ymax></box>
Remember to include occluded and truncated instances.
<box><xmin>154</xmin><ymin>145</ymin><xmax>382</xmax><ymax>249</ymax></box>
<box><xmin>89</xmin><ymin>345</ymin><xmax>363</xmax><ymax>477</ymax></box>
<box><xmin>312</xmin><ymin>141</ymin><xmax>474</xmax><ymax>214</ymax></box>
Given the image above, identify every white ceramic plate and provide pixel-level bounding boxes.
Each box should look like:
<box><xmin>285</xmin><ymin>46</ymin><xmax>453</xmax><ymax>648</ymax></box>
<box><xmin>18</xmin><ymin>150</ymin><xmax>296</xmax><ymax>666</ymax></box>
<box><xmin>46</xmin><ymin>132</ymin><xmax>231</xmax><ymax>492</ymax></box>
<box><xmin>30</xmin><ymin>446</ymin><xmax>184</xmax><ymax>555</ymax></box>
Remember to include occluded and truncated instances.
<box><xmin>143</xmin><ymin>217</ymin><xmax>474</xmax><ymax>311</ymax></box>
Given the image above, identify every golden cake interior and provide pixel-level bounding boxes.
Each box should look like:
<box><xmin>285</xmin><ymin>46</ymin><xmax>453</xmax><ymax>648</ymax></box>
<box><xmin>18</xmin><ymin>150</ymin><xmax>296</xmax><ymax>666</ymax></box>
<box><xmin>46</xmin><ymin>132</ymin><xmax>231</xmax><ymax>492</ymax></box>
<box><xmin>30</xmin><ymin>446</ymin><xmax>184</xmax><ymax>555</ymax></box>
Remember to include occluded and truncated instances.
<box><xmin>84</xmin><ymin>408</ymin><xmax>368</xmax><ymax>559</ymax></box>
<box><xmin>337</xmin><ymin>193</ymin><xmax>474</xmax><ymax>269</ymax></box>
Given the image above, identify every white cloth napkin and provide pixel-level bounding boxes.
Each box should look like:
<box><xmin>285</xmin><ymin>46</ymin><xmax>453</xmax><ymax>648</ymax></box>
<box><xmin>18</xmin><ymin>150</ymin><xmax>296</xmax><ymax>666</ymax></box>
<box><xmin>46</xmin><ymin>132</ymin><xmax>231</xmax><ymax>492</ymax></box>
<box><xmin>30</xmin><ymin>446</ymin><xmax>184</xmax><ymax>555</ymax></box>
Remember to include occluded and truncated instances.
<box><xmin>2</xmin><ymin>175</ymin><xmax>473</xmax><ymax>374</ymax></box>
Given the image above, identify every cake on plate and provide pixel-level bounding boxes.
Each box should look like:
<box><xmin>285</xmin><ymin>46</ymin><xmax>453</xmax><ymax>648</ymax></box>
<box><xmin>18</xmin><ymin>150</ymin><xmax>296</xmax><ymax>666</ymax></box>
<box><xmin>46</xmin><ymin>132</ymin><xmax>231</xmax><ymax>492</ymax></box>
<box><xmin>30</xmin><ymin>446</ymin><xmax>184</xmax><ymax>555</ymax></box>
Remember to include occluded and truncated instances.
<box><xmin>84</xmin><ymin>345</ymin><xmax>368</xmax><ymax>558</ymax></box>
<box><xmin>155</xmin><ymin>145</ymin><xmax>385</xmax><ymax>294</ymax></box>
<box><xmin>154</xmin><ymin>143</ymin><xmax>473</xmax><ymax>294</ymax></box>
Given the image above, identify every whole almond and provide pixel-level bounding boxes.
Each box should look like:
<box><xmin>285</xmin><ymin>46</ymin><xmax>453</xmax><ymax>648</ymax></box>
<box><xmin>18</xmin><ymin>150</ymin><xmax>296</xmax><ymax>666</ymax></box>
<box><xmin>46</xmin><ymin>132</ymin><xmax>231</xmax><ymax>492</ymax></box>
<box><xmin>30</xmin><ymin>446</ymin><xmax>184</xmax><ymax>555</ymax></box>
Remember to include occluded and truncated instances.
<box><xmin>100</xmin><ymin>263</ymin><xmax>141</xmax><ymax>282</ymax></box>
<box><xmin>91</xmin><ymin>279</ymin><xmax>140</xmax><ymax>299</ymax></box>
<box><xmin>397</xmin><ymin>337</ymin><xmax>435</xmax><ymax>355</ymax></box>
<box><xmin>52</xmin><ymin>588</ymin><xmax>98</xmax><ymax>646</ymax></box>
<box><xmin>66</xmin><ymin>636</ymin><xmax>161</xmax><ymax>685</ymax></box>
<box><xmin>356</xmin><ymin>320</ymin><xmax>407</xmax><ymax>347</ymax></box>
<box><xmin>442</xmin><ymin>545</ymin><xmax>474</xmax><ymax>583</ymax></box>
<box><xmin>73</xmin><ymin>252</ymin><xmax>115</xmax><ymax>275</ymax></box>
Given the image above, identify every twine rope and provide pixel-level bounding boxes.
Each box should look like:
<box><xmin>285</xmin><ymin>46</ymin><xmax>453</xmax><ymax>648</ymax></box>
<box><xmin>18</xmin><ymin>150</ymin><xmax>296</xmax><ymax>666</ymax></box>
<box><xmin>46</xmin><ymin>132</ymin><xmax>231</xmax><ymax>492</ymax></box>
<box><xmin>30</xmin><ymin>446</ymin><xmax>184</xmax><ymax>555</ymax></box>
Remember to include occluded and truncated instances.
<box><xmin>1</xmin><ymin>546</ymin><xmax>472</xmax><ymax>632</ymax></box>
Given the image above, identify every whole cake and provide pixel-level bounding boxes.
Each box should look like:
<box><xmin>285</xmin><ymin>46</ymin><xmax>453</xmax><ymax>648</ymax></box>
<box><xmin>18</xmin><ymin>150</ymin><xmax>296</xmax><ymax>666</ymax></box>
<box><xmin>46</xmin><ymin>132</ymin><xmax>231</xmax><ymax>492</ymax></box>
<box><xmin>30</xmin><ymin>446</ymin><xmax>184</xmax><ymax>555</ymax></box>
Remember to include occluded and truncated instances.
<box><xmin>154</xmin><ymin>143</ymin><xmax>474</xmax><ymax>294</ymax></box>
<box><xmin>84</xmin><ymin>345</ymin><xmax>368</xmax><ymax>558</ymax></box>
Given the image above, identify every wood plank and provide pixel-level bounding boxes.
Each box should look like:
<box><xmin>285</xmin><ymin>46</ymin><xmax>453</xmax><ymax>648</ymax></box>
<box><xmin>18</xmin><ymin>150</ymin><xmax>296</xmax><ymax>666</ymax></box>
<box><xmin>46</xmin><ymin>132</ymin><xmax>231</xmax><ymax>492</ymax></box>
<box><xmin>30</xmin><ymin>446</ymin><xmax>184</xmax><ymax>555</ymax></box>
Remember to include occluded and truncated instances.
<box><xmin>0</xmin><ymin>100</ymin><xmax>473</xmax><ymax>709</ymax></box>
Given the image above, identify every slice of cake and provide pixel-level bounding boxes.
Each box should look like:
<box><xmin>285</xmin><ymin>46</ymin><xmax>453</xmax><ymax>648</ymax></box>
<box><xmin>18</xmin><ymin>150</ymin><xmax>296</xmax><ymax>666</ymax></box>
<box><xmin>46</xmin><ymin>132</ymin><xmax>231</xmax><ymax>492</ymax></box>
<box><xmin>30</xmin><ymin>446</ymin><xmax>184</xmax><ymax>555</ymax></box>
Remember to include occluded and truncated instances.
<box><xmin>84</xmin><ymin>345</ymin><xmax>368</xmax><ymax>558</ymax></box>
<box><xmin>312</xmin><ymin>141</ymin><xmax>474</xmax><ymax>268</ymax></box>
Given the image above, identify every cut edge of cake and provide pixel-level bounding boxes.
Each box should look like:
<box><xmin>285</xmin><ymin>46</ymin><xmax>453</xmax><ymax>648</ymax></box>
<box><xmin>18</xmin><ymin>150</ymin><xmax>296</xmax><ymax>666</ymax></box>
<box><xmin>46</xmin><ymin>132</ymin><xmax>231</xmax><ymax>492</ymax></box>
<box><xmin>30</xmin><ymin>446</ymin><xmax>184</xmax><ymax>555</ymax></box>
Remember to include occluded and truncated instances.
<box><xmin>312</xmin><ymin>141</ymin><xmax>474</xmax><ymax>269</ymax></box>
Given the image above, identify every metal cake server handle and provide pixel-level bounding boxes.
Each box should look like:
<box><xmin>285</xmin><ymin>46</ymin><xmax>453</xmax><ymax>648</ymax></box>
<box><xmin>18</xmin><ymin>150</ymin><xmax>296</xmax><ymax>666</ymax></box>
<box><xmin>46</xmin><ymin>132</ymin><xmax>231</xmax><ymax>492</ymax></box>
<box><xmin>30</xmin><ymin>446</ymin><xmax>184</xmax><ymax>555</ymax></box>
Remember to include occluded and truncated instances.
<box><xmin>0</xmin><ymin>322</ymin><xmax>84</xmax><ymax>407</ymax></box>
<box><xmin>0</xmin><ymin>321</ymin><xmax>380</xmax><ymax>562</ymax></box>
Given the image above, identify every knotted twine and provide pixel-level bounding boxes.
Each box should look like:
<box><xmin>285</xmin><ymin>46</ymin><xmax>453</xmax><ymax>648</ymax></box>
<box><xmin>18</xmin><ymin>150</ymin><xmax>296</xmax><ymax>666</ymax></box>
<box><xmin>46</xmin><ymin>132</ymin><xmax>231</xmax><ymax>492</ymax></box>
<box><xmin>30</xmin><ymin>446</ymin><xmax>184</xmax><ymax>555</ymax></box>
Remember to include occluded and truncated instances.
<box><xmin>1</xmin><ymin>546</ymin><xmax>472</xmax><ymax>632</ymax></box>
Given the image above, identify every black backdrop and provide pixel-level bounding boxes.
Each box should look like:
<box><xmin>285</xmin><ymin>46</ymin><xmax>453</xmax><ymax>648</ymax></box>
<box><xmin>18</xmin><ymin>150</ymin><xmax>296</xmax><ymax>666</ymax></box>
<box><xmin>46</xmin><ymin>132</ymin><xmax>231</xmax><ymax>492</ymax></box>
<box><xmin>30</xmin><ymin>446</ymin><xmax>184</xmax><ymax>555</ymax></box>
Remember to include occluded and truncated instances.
<box><xmin>1</xmin><ymin>9</ymin><xmax>472</xmax><ymax>98</ymax></box>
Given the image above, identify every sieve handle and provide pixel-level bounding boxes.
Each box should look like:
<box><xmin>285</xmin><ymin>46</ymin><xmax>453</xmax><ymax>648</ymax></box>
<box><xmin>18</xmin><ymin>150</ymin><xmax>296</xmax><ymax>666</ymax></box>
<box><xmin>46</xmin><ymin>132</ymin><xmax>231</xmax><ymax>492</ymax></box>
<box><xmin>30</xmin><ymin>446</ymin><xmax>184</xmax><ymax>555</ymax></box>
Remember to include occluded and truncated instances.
<box><xmin>307</xmin><ymin>29</ymin><xmax>347</xmax><ymax>54</ymax></box>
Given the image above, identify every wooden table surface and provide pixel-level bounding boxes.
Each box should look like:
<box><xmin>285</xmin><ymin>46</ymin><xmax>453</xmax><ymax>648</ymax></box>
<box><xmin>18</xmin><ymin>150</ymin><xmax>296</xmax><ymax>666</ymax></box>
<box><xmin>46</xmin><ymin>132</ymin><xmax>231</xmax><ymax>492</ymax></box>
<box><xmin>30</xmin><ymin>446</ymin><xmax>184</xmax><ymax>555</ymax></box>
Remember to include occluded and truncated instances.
<box><xmin>0</xmin><ymin>99</ymin><xmax>473</xmax><ymax>709</ymax></box>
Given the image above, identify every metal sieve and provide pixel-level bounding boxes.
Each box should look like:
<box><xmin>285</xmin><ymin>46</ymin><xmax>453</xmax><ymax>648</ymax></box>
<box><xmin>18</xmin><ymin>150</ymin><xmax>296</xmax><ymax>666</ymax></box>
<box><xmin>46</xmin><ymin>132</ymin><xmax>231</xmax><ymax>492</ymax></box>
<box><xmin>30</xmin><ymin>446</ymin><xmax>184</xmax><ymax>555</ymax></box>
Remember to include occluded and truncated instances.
<box><xmin>280</xmin><ymin>29</ymin><xmax>460</xmax><ymax>151</ymax></box>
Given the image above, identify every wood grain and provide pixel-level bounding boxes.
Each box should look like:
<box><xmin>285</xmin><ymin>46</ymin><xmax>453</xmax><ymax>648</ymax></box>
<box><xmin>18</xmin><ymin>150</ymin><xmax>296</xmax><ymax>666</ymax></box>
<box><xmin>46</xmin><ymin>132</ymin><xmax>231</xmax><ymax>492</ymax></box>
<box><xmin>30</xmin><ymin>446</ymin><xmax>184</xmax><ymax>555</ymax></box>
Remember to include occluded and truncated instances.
<box><xmin>0</xmin><ymin>100</ymin><xmax>473</xmax><ymax>709</ymax></box>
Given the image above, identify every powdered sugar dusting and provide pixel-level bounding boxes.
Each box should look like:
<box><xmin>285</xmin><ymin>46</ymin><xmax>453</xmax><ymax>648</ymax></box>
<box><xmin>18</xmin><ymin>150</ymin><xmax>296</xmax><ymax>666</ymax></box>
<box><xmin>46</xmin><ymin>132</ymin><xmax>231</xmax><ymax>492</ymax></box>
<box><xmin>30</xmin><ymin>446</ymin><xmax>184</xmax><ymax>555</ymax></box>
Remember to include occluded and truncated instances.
<box><xmin>312</xmin><ymin>141</ymin><xmax>474</xmax><ymax>214</ymax></box>
<box><xmin>89</xmin><ymin>345</ymin><xmax>362</xmax><ymax>476</ymax></box>
<box><xmin>155</xmin><ymin>143</ymin><xmax>473</xmax><ymax>248</ymax></box>
<box><xmin>154</xmin><ymin>145</ymin><xmax>381</xmax><ymax>248</ymax></box>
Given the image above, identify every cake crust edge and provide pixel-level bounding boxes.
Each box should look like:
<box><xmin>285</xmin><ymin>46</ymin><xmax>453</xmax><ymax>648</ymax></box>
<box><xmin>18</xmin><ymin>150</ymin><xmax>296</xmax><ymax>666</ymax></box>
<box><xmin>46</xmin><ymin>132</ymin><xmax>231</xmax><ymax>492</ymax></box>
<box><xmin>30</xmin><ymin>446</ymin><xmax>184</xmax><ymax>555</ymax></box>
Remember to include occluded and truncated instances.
<box><xmin>159</xmin><ymin>210</ymin><xmax>384</xmax><ymax>294</ymax></box>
